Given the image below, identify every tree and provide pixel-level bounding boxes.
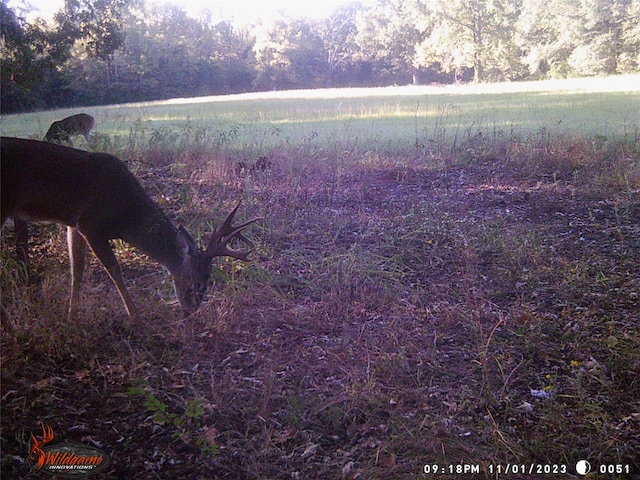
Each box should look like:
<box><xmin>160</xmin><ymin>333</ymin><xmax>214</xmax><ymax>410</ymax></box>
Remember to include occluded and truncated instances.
<box><xmin>417</xmin><ymin>0</ymin><xmax>524</xmax><ymax>82</ymax></box>
<box><xmin>319</xmin><ymin>2</ymin><xmax>362</xmax><ymax>86</ymax></box>
<box><xmin>355</xmin><ymin>0</ymin><xmax>426</xmax><ymax>84</ymax></box>
<box><xmin>253</xmin><ymin>16</ymin><xmax>324</xmax><ymax>90</ymax></box>
<box><xmin>208</xmin><ymin>21</ymin><xmax>255</xmax><ymax>93</ymax></box>
<box><xmin>1</xmin><ymin>0</ymin><xmax>77</xmax><ymax>111</ymax></box>
<box><xmin>620</xmin><ymin>0</ymin><xmax>640</xmax><ymax>71</ymax></box>
<box><xmin>568</xmin><ymin>0</ymin><xmax>630</xmax><ymax>75</ymax></box>
<box><xmin>55</xmin><ymin>0</ymin><xmax>135</xmax><ymax>84</ymax></box>
<box><xmin>516</xmin><ymin>0</ymin><xmax>636</xmax><ymax>77</ymax></box>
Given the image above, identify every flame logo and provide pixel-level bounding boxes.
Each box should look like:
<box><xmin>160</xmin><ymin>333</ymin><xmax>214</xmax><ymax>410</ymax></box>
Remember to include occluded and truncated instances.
<box><xmin>30</xmin><ymin>422</ymin><xmax>54</xmax><ymax>470</ymax></box>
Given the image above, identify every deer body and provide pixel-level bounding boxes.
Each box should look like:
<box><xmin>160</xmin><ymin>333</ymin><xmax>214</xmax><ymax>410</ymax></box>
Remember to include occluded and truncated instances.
<box><xmin>1</xmin><ymin>137</ymin><xmax>259</xmax><ymax>319</ymax></box>
<box><xmin>44</xmin><ymin>113</ymin><xmax>95</xmax><ymax>145</ymax></box>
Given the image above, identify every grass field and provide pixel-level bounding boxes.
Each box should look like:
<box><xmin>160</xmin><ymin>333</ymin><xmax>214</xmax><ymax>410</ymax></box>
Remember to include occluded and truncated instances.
<box><xmin>2</xmin><ymin>74</ymin><xmax>639</xmax><ymax>153</ymax></box>
<box><xmin>2</xmin><ymin>75</ymin><xmax>640</xmax><ymax>479</ymax></box>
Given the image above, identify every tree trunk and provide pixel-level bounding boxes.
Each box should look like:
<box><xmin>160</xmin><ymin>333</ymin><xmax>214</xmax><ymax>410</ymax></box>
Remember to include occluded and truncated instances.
<box><xmin>473</xmin><ymin>14</ymin><xmax>484</xmax><ymax>82</ymax></box>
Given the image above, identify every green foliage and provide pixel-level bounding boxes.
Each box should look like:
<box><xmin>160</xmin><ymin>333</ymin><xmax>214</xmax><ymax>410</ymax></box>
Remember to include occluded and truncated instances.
<box><xmin>1</xmin><ymin>0</ymin><xmax>639</xmax><ymax>112</ymax></box>
<box><xmin>127</xmin><ymin>387</ymin><xmax>211</xmax><ymax>451</ymax></box>
<box><xmin>1</xmin><ymin>1</ymin><xmax>75</xmax><ymax>110</ymax></box>
<box><xmin>252</xmin><ymin>16</ymin><xmax>328</xmax><ymax>91</ymax></box>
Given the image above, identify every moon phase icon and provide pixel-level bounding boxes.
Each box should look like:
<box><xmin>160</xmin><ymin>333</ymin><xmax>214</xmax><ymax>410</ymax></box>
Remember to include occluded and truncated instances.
<box><xmin>576</xmin><ymin>460</ymin><xmax>591</xmax><ymax>475</ymax></box>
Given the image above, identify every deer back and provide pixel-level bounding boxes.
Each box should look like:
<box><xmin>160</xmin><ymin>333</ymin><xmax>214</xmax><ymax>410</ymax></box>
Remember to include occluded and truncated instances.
<box><xmin>1</xmin><ymin>137</ymin><xmax>155</xmax><ymax>237</ymax></box>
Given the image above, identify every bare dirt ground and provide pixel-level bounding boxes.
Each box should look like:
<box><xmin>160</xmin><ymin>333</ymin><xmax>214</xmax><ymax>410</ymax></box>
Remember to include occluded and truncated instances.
<box><xmin>2</xmin><ymin>137</ymin><xmax>639</xmax><ymax>479</ymax></box>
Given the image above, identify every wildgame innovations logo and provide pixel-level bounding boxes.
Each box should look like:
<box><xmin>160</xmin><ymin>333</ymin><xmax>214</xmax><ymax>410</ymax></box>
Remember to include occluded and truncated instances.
<box><xmin>29</xmin><ymin>423</ymin><xmax>110</xmax><ymax>477</ymax></box>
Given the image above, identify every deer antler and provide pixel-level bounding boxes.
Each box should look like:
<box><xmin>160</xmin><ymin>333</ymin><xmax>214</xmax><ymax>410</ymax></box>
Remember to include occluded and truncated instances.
<box><xmin>204</xmin><ymin>201</ymin><xmax>262</xmax><ymax>261</ymax></box>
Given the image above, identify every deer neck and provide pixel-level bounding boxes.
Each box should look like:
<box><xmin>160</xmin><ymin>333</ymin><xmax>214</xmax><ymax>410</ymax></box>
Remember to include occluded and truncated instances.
<box><xmin>121</xmin><ymin>208</ymin><xmax>184</xmax><ymax>275</ymax></box>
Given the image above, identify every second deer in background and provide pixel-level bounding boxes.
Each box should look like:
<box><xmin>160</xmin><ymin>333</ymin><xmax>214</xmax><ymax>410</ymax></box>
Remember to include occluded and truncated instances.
<box><xmin>44</xmin><ymin>113</ymin><xmax>95</xmax><ymax>146</ymax></box>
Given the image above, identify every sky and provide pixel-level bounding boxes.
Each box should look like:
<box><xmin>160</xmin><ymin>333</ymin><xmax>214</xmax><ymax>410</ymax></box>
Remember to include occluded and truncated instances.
<box><xmin>9</xmin><ymin>0</ymin><xmax>373</xmax><ymax>24</ymax></box>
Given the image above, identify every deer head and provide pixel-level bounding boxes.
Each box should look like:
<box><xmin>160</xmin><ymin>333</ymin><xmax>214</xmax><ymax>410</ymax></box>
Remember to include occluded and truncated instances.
<box><xmin>172</xmin><ymin>202</ymin><xmax>261</xmax><ymax>315</ymax></box>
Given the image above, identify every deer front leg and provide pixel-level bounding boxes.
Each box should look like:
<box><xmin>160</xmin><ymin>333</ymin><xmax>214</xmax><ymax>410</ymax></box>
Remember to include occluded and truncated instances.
<box><xmin>83</xmin><ymin>233</ymin><xmax>139</xmax><ymax>320</ymax></box>
<box><xmin>67</xmin><ymin>226</ymin><xmax>87</xmax><ymax>319</ymax></box>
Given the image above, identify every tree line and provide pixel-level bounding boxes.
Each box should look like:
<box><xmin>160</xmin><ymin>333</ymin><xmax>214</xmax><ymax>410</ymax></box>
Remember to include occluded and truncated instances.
<box><xmin>1</xmin><ymin>0</ymin><xmax>639</xmax><ymax>113</ymax></box>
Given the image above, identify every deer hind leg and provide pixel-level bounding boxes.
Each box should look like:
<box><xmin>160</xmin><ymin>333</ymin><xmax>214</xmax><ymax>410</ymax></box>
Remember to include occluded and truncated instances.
<box><xmin>82</xmin><ymin>232</ymin><xmax>138</xmax><ymax>320</ymax></box>
<box><xmin>67</xmin><ymin>226</ymin><xmax>87</xmax><ymax>319</ymax></box>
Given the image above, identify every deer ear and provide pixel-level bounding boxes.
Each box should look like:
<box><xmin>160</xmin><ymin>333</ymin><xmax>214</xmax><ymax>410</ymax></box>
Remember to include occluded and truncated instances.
<box><xmin>176</xmin><ymin>226</ymin><xmax>198</xmax><ymax>259</ymax></box>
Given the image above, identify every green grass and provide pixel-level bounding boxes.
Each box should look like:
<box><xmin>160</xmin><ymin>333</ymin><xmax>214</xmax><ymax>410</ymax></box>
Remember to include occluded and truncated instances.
<box><xmin>1</xmin><ymin>74</ymin><xmax>640</xmax><ymax>479</ymax></box>
<box><xmin>2</xmin><ymin>74</ymin><xmax>639</xmax><ymax>154</ymax></box>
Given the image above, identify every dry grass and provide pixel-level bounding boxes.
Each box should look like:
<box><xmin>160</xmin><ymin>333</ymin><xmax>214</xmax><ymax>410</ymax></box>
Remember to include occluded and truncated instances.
<box><xmin>2</xmin><ymin>130</ymin><xmax>640</xmax><ymax>479</ymax></box>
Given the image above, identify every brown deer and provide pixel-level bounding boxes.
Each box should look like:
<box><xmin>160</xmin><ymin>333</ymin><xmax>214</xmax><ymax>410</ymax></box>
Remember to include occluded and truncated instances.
<box><xmin>1</xmin><ymin>137</ymin><xmax>261</xmax><ymax>320</ymax></box>
<box><xmin>43</xmin><ymin>113</ymin><xmax>95</xmax><ymax>145</ymax></box>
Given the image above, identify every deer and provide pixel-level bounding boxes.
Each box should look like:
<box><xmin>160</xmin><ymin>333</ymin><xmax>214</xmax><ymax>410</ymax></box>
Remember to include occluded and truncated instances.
<box><xmin>43</xmin><ymin>113</ymin><xmax>95</xmax><ymax>146</ymax></box>
<box><xmin>1</xmin><ymin>137</ymin><xmax>261</xmax><ymax>320</ymax></box>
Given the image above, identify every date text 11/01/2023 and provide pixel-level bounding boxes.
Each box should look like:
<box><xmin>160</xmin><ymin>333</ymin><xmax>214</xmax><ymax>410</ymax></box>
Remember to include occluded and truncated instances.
<box><xmin>422</xmin><ymin>463</ymin><xmax>633</xmax><ymax>476</ymax></box>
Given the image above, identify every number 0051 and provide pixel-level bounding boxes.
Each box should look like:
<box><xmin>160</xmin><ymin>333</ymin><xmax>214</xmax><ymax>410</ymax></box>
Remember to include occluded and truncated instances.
<box><xmin>600</xmin><ymin>465</ymin><xmax>630</xmax><ymax>474</ymax></box>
